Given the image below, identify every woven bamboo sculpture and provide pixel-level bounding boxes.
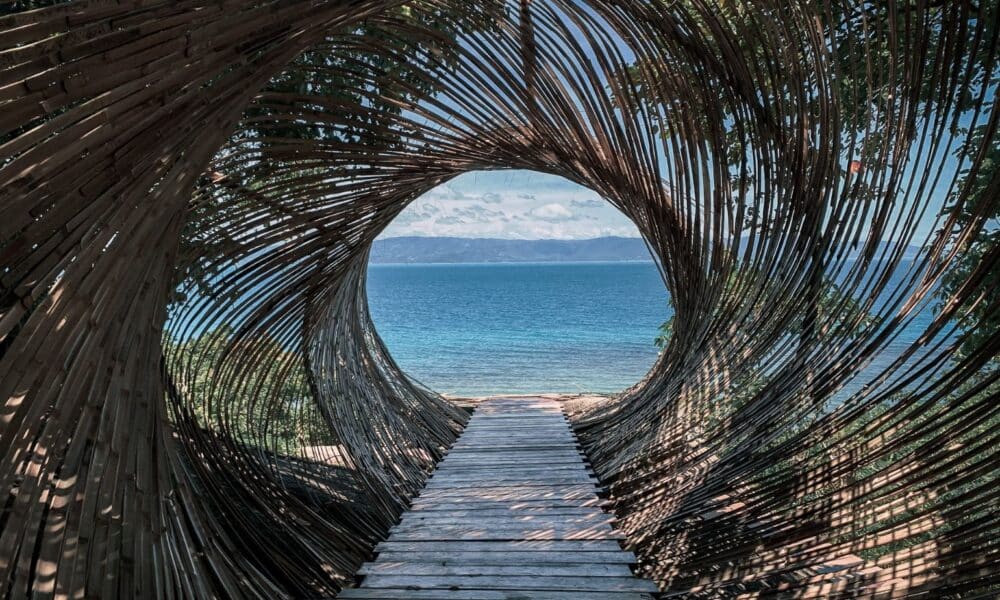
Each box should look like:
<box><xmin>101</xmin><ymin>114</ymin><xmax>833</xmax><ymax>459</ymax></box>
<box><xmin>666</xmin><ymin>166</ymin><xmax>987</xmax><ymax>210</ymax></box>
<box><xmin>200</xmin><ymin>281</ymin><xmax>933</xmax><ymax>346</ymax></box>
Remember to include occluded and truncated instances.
<box><xmin>1</xmin><ymin>0</ymin><xmax>998</xmax><ymax>598</ymax></box>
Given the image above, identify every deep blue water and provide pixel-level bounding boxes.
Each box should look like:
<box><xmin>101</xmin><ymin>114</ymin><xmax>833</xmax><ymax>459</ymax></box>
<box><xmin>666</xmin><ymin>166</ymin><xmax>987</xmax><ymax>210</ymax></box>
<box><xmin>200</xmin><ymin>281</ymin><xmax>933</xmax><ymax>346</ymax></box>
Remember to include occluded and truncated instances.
<box><xmin>366</xmin><ymin>262</ymin><xmax>670</xmax><ymax>395</ymax></box>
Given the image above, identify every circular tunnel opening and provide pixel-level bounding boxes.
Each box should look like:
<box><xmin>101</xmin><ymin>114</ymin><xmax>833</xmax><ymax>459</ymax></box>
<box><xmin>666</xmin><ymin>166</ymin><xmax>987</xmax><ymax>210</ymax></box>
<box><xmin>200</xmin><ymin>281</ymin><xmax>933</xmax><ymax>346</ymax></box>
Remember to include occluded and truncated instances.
<box><xmin>365</xmin><ymin>170</ymin><xmax>672</xmax><ymax>397</ymax></box>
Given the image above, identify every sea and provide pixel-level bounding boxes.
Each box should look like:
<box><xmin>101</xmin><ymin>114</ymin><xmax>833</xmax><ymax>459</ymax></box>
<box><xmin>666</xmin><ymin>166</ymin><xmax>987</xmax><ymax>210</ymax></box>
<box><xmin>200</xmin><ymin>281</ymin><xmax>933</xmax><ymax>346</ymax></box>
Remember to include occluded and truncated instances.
<box><xmin>366</xmin><ymin>259</ymin><xmax>947</xmax><ymax>398</ymax></box>
<box><xmin>366</xmin><ymin>262</ymin><xmax>669</xmax><ymax>396</ymax></box>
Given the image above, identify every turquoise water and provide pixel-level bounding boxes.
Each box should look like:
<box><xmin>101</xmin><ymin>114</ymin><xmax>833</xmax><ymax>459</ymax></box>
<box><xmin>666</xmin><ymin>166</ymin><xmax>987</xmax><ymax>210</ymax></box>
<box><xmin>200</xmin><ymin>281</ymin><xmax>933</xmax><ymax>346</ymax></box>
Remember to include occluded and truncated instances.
<box><xmin>366</xmin><ymin>262</ymin><xmax>670</xmax><ymax>395</ymax></box>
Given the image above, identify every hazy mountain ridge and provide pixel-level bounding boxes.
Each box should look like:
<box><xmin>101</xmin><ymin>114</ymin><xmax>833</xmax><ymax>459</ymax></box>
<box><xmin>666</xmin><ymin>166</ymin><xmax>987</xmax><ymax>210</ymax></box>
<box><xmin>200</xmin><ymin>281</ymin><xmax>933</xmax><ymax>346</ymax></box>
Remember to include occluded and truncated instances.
<box><xmin>369</xmin><ymin>236</ymin><xmax>920</xmax><ymax>264</ymax></box>
<box><xmin>370</xmin><ymin>236</ymin><xmax>652</xmax><ymax>264</ymax></box>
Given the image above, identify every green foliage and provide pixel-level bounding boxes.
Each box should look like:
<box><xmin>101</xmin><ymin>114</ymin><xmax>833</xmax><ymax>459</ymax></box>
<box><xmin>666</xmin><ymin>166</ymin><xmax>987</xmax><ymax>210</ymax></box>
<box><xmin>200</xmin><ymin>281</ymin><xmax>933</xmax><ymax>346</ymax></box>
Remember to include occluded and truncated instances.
<box><xmin>164</xmin><ymin>327</ymin><xmax>334</xmax><ymax>455</ymax></box>
<box><xmin>926</xmin><ymin>3</ymin><xmax>999</xmax><ymax>363</ymax></box>
<box><xmin>653</xmin><ymin>316</ymin><xmax>673</xmax><ymax>349</ymax></box>
<box><xmin>653</xmin><ymin>292</ymin><xmax>675</xmax><ymax>348</ymax></box>
<box><xmin>935</xmin><ymin>107</ymin><xmax>1000</xmax><ymax>362</ymax></box>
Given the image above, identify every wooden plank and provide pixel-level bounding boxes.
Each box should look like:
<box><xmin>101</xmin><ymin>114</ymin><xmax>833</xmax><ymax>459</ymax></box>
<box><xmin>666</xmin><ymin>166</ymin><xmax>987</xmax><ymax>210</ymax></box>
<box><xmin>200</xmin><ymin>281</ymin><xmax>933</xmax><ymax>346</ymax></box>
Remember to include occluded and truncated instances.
<box><xmin>449</xmin><ymin>440</ymin><xmax>577</xmax><ymax>445</ymax></box>
<box><xmin>395</xmin><ymin>515</ymin><xmax>615</xmax><ymax>528</ymax></box>
<box><xmin>427</xmin><ymin>469</ymin><xmax>594</xmax><ymax>479</ymax></box>
<box><xmin>375</xmin><ymin>540</ymin><xmax>629</xmax><ymax>553</ymax></box>
<box><xmin>458</xmin><ymin>428</ymin><xmax>573</xmax><ymax>433</ymax></box>
<box><xmin>424</xmin><ymin>476</ymin><xmax>598</xmax><ymax>487</ymax></box>
<box><xmin>357</xmin><ymin>562</ymin><xmax>635</xmax><ymax>577</ymax></box>
<box><xmin>360</xmin><ymin>574</ymin><xmax>659</xmax><ymax>592</ymax></box>
<box><xmin>337</xmin><ymin>589</ymin><xmax>654</xmax><ymax>599</ymax></box>
<box><xmin>398</xmin><ymin>507</ymin><xmax>608</xmax><ymax>519</ymax></box>
<box><xmin>385</xmin><ymin>527</ymin><xmax>623</xmax><ymax>541</ymax></box>
<box><xmin>429</xmin><ymin>473</ymin><xmax>593</xmax><ymax>479</ymax></box>
<box><xmin>370</xmin><ymin>550</ymin><xmax>638</xmax><ymax>564</ymax></box>
<box><xmin>439</xmin><ymin>454</ymin><xmax>586</xmax><ymax>462</ymax></box>
<box><xmin>399</xmin><ymin>511</ymin><xmax>615</xmax><ymax>527</ymax></box>
<box><xmin>346</xmin><ymin>398</ymin><xmax>655</xmax><ymax>598</ymax></box>
<box><xmin>440</xmin><ymin>452</ymin><xmax>586</xmax><ymax>460</ymax></box>
<box><xmin>392</xmin><ymin>515</ymin><xmax>617</xmax><ymax>528</ymax></box>
<box><xmin>407</xmin><ymin>498</ymin><xmax>610</xmax><ymax>511</ymax></box>
<box><xmin>408</xmin><ymin>497</ymin><xmax>606</xmax><ymax>509</ymax></box>
<box><xmin>414</xmin><ymin>484</ymin><xmax>600</xmax><ymax>495</ymax></box>
<box><xmin>433</xmin><ymin>466</ymin><xmax>588</xmax><ymax>473</ymax></box>
<box><xmin>424</xmin><ymin>478</ymin><xmax>598</xmax><ymax>486</ymax></box>
<box><xmin>437</xmin><ymin>458</ymin><xmax>587</xmax><ymax>465</ymax></box>
<box><xmin>438</xmin><ymin>461</ymin><xmax>588</xmax><ymax>468</ymax></box>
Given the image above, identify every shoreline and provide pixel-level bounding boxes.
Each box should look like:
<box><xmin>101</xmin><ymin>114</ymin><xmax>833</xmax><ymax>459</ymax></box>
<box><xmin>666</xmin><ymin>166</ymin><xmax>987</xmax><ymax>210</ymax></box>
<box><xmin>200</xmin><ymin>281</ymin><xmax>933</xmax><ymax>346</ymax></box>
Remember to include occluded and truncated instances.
<box><xmin>444</xmin><ymin>392</ymin><xmax>614</xmax><ymax>413</ymax></box>
<box><xmin>369</xmin><ymin>259</ymin><xmax>657</xmax><ymax>266</ymax></box>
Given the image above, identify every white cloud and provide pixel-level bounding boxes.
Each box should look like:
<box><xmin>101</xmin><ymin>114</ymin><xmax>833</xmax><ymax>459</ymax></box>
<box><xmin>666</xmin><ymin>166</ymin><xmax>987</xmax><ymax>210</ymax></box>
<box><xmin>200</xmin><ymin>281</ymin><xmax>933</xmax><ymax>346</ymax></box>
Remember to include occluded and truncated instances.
<box><xmin>530</xmin><ymin>203</ymin><xmax>573</xmax><ymax>221</ymax></box>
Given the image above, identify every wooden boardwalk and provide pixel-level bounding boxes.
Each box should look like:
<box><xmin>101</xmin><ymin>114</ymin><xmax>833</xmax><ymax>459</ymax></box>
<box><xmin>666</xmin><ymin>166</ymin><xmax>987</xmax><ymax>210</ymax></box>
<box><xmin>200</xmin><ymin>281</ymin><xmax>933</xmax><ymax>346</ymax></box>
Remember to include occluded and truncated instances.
<box><xmin>339</xmin><ymin>397</ymin><xmax>657</xmax><ymax>599</ymax></box>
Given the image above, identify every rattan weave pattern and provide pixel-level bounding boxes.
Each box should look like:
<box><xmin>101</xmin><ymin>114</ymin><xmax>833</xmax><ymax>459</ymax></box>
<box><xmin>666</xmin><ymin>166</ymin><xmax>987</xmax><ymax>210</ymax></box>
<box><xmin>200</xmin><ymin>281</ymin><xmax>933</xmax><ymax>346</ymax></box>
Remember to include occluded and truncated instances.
<box><xmin>1</xmin><ymin>1</ymin><xmax>998</xmax><ymax>598</ymax></box>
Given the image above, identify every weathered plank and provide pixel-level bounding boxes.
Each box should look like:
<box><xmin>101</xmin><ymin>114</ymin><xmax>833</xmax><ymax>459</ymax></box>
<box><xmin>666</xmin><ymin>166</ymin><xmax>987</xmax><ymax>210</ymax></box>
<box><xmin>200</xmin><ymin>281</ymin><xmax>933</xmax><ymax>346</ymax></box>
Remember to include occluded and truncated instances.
<box><xmin>423</xmin><ymin>477</ymin><xmax>598</xmax><ymax>488</ymax></box>
<box><xmin>357</xmin><ymin>563</ymin><xmax>635</xmax><ymax>577</ymax></box>
<box><xmin>385</xmin><ymin>527</ymin><xmax>624</xmax><ymax>541</ymax></box>
<box><xmin>407</xmin><ymin>498</ymin><xmax>610</xmax><ymax>511</ymax></box>
<box><xmin>337</xmin><ymin>590</ymin><xmax>654</xmax><ymax>599</ymax></box>
<box><xmin>370</xmin><ymin>550</ymin><xmax>638</xmax><ymax>564</ymax></box>
<box><xmin>374</xmin><ymin>540</ymin><xmax>628</xmax><ymax>553</ymax></box>
<box><xmin>344</xmin><ymin>398</ymin><xmax>655</xmax><ymax>598</ymax></box>
<box><xmin>359</xmin><ymin>574</ymin><xmax>658</xmax><ymax>592</ymax></box>
<box><xmin>411</xmin><ymin>486</ymin><xmax>602</xmax><ymax>499</ymax></box>
<box><xmin>398</xmin><ymin>512</ymin><xmax>612</xmax><ymax>524</ymax></box>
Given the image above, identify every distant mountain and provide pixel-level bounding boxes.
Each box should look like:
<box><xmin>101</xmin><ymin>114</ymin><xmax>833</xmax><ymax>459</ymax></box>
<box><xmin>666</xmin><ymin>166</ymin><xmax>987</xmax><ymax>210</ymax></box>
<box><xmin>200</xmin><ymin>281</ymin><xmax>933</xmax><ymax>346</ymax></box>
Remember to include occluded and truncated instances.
<box><xmin>369</xmin><ymin>236</ymin><xmax>653</xmax><ymax>264</ymax></box>
<box><xmin>368</xmin><ymin>236</ymin><xmax>920</xmax><ymax>264</ymax></box>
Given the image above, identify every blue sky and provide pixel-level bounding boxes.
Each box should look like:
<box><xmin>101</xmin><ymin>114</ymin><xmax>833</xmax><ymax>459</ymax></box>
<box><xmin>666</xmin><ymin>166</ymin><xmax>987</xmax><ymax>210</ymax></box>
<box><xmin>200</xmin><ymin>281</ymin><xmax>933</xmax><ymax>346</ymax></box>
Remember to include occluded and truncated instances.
<box><xmin>379</xmin><ymin>170</ymin><xmax>641</xmax><ymax>240</ymax></box>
